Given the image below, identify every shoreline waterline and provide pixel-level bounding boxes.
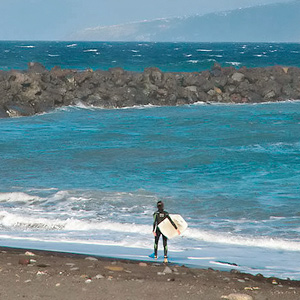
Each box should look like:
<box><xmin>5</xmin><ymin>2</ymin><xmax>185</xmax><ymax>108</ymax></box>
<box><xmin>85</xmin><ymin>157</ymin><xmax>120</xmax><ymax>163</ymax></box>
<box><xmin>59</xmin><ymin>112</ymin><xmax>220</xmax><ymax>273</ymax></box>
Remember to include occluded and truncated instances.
<box><xmin>1</xmin><ymin>233</ymin><xmax>300</xmax><ymax>280</ymax></box>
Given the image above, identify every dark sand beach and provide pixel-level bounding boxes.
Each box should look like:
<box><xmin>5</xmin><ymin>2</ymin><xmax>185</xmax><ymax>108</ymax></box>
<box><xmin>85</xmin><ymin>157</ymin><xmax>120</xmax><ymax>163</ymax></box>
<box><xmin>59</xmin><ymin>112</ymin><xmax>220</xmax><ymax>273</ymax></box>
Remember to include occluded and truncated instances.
<box><xmin>0</xmin><ymin>247</ymin><xmax>299</xmax><ymax>300</ymax></box>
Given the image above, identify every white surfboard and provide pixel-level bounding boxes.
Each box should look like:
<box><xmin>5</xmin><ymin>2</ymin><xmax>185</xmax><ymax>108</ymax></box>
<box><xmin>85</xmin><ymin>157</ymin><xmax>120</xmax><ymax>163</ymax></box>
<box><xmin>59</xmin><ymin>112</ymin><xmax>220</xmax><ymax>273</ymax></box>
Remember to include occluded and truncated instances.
<box><xmin>158</xmin><ymin>214</ymin><xmax>188</xmax><ymax>239</ymax></box>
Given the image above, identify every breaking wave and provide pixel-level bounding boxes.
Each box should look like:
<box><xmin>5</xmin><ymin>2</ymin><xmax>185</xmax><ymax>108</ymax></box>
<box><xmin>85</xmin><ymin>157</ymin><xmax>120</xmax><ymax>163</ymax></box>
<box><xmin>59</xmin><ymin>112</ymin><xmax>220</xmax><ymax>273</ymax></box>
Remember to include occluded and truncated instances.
<box><xmin>185</xmin><ymin>228</ymin><xmax>300</xmax><ymax>252</ymax></box>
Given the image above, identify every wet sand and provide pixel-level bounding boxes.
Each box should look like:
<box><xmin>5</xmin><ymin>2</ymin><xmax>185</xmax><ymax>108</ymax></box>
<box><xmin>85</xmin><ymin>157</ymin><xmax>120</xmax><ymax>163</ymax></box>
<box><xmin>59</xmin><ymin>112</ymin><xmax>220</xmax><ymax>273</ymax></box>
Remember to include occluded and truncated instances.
<box><xmin>0</xmin><ymin>247</ymin><xmax>300</xmax><ymax>300</ymax></box>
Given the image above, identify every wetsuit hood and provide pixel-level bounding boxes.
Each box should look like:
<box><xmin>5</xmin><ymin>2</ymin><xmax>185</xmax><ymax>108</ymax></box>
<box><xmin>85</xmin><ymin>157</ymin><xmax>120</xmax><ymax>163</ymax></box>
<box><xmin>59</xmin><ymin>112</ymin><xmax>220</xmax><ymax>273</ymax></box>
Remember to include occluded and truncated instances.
<box><xmin>157</xmin><ymin>201</ymin><xmax>164</xmax><ymax>212</ymax></box>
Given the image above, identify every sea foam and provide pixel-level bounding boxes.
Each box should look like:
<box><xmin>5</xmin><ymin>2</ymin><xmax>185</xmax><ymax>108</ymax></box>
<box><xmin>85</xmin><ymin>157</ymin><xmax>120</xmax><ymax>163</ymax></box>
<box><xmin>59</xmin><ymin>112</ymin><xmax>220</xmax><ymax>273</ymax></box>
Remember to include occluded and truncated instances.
<box><xmin>185</xmin><ymin>228</ymin><xmax>300</xmax><ymax>252</ymax></box>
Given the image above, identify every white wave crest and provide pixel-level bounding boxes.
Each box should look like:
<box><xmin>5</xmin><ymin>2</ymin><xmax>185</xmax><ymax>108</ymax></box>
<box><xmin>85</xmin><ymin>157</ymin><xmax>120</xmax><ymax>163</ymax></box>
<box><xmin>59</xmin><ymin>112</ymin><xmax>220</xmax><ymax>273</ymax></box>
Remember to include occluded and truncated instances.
<box><xmin>184</xmin><ymin>228</ymin><xmax>300</xmax><ymax>252</ymax></box>
<box><xmin>120</xmin><ymin>104</ymin><xmax>159</xmax><ymax>110</ymax></box>
<box><xmin>230</xmin><ymin>142</ymin><xmax>300</xmax><ymax>154</ymax></box>
<box><xmin>196</xmin><ymin>49</ymin><xmax>213</xmax><ymax>52</ymax></box>
<box><xmin>0</xmin><ymin>192</ymin><xmax>41</xmax><ymax>203</ymax></box>
<box><xmin>226</xmin><ymin>61</ymin><xmax>241</xmax><ymax>66</ymax></box>
<box><xmin>0</xmin><ymin>211</ymin><xmax>151</xmax><ymax>233</ymax></box>
<box><xmin>83</xmin><ymin>49</ymin><xmax>98</xmax><ymax>52</ymax></box>
<box><xmin>18</xmin><ymin>45</ymin><xmax>35</xmax><ymax>48</ymax></box>
<box><xmin>66</xmin><ymin>44</ymin><xmax>77</xmax><ymax>48</ymax></box>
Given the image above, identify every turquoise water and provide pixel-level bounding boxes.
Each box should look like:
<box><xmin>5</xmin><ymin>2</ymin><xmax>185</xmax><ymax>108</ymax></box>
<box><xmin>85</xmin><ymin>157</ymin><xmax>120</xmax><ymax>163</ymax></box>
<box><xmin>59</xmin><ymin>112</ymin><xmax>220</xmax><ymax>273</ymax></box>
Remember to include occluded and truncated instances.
<box><xmin>0</xmin><ymin>42</ymin><xmax>300</xmax><ymax>279</ymax></box>
<box><xmin>1</xmin><ymin>41</ymin><xmax>300</xmax><ymax>71</ymax></box>
<box><xmin>1</xmin><ymin>103</ymin><xmax>300</xmax><ymax>279</ymax></box>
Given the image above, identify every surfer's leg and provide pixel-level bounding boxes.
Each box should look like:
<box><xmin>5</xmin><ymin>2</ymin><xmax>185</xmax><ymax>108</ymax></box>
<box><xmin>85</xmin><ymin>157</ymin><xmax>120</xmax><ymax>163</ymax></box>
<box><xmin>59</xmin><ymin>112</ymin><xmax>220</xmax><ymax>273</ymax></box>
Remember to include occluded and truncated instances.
<box><xmin>154</xmin><ymin>230</ymin><xmax>161</xmax><ymax>258</ymax></box>
<box><xmin>162</xmin><ymin>235</ymin><xmax>168</xmax><ymax>259</ymax></box>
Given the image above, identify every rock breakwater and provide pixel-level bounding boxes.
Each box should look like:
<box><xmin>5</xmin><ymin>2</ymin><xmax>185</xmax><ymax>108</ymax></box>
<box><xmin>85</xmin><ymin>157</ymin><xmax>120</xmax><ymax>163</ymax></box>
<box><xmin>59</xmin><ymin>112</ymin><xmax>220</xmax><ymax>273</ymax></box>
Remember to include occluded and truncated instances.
<box><xmin>0</xmin><ymin>62</ymin><xmax>300</xmax><ymax>118</ymax></box>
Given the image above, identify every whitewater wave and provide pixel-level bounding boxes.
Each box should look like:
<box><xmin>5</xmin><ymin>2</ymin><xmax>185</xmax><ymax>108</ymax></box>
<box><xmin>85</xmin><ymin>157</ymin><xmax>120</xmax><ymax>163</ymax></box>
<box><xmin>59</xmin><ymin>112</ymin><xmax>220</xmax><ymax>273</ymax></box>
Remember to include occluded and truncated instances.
<box><xmin>0</xmin><ymin>190</ymin><xmax>80</xmax><ymax>206</ymax></box>
<box><xmin>120</xmin><ymin>104</ymin><xmax>159</xmax><ymax>110</ymax></box>
<box><xmin>0</xmin><ymin>210</ymin><xmax>151</xmax><ymax>234</ymax></box>
<box><xmin>226</xmin><ymin>61</ymin><xmax>241</xmax><ymax>66</ymax></box>
<box><xmin>66</xmin><ymin>44</ymin><xmax>77</xmax><ymax>48</ymax></box>
<box><xmin>0</xmin><ymin>232</ymin><xmax>163</xmax><ymax>251</ymax></box>
<box><xmin>0</xmin><ymin>189</ymin><xmax>157</xmax><ymax>205</ymax></box>
<box><xmin>59</xmin><ymin>103</ymin><xmax>160</xmax><ymax>111</ymax></box>
<box><xmin>229</xmin><ymin>142</ymin><xmax>300</xmax><ymax>154</ymax></box>
<box><xmin>0</xmin><ymin>192</ymin><xmax>41</xmax><ymax>203</ymax></box>
<box><xmin>193</xmin><ymin>99</ymin><xmax>300</xmax><ymax>108</ymax></box>
<box><xmin>0</xmin><ymin>189</ymin><xmax>157</xmax><ymax>231</ymax></box>
<box><xmin>83</xmin><ymin>49</ymin><xmax>98</xmax><ymax>53</ymax></box>
<box><xmin>60</xmin><ymin>98</ymin><xmax>300</xmax><ymax>112</ymax></box>
<box><xmin>1</xmin><ymin>206</ymin><xmax>300</xmax><ymax>253</ymax></box>
<box><xmin>196</xmin><ymin>49</ymin><xmax>213</xmax><ymax>52</ymax></box>
<box><xmin>18</xmin><ymin>45</ymin><xmax>35</xmax><ymax>48</ymax></box>
<box><xmin>185</xmin><ymin>228</ymin><xmax>300</xmax><ymax>252</ymax></box>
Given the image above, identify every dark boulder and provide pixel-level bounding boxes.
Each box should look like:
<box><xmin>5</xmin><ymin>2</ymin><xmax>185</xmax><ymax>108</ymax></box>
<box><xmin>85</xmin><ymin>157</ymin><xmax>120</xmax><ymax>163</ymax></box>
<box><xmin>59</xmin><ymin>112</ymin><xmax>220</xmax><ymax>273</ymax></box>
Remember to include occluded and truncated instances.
<box><xmin>210</xmin><ymin>62</ymin><xmax>223</xmax><ymax>77</ymax></box>
<box><xmin>4</xmin><ymin>101</ymin><xmax>35</xmax><ymax>117</ymax></box>
<box><xmin>0</xmin><ymin>106</ymin><xmax>9</xmax><ymax>118</ymax></box>
<box><xmin>28</xmin><ymin>62</ymin><xmax>47</xmax><ymax>73</ymax></box>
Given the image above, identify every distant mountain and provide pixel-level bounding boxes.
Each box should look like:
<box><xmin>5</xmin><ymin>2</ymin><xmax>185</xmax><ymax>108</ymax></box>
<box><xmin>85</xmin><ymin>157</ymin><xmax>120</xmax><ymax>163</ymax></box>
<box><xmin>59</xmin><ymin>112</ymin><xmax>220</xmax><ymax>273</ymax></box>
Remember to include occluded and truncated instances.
<box><xmin>68</xmin><ymin>1</ymin><xmax>300</xmax><ymax>42</ymax></box>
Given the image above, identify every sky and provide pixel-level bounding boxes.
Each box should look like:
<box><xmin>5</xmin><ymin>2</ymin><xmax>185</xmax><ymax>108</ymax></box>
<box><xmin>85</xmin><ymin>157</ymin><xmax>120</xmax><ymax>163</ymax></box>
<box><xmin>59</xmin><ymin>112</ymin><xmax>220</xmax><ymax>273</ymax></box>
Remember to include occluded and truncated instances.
<box><xmin>0</xmin><ymin>0</ymin><xmax>292</xmax><ymax>40</ymax></box>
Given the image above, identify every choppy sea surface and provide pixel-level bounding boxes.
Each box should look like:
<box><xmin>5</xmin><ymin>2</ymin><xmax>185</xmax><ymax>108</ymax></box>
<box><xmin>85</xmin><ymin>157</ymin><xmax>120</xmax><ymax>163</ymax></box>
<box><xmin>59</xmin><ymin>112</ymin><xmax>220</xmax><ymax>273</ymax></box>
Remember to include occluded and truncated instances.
<box><xmin>1</xmin><ymin>41</ymin><xmax>300</xmax><ymax>279</ymax></box>
<box><xmin>1</xmin><ymin>41</ymin><xmax>300</xmax><ymax>72</ymax></box>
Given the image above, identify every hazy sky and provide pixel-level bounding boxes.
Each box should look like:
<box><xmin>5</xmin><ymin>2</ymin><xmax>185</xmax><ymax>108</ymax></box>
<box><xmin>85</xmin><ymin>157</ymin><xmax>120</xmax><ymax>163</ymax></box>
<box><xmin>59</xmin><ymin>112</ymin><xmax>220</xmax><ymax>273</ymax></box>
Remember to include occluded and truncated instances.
<box><xmin>0</xmin><ymin>0</ymin><xmax>292</xmax><ymax>40</ymax></box>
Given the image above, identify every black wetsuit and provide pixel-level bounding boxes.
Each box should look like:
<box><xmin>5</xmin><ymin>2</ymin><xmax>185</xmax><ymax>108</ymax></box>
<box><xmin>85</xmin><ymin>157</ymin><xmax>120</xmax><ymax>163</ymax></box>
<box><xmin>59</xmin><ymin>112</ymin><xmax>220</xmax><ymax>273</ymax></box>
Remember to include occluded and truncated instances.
<box><xmin>153</xmin><ymin>209</ymin><xmax>177</xmax><ymax>258</ymax></box>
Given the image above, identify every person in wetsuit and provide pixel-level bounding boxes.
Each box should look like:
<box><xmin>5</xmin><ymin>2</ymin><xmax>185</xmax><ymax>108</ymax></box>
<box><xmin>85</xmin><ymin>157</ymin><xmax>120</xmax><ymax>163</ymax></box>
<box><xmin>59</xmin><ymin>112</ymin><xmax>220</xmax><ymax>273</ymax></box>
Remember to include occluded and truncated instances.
<box><xmin>153</xmin><ymin>201</ymin><xmax>180</xmax><ymax>263</ymax></box>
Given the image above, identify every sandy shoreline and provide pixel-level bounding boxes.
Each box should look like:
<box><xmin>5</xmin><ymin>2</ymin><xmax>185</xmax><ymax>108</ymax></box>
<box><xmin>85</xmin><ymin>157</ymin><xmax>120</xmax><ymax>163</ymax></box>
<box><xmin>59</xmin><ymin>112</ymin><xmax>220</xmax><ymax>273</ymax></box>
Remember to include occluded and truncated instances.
<box><xmin>0</xmin><ymin>247</ymin><xmax>299</xmax><ymax>300</ymax></box>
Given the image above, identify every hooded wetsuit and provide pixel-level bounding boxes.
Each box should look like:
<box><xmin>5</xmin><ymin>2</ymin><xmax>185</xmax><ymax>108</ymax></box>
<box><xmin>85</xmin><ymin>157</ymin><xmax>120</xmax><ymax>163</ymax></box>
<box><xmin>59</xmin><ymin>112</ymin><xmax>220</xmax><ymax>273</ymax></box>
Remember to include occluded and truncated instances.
<box><xmin>153</xmin><ymin>210</ymin><xmax>177</xmax><ymax>258</ymax></box>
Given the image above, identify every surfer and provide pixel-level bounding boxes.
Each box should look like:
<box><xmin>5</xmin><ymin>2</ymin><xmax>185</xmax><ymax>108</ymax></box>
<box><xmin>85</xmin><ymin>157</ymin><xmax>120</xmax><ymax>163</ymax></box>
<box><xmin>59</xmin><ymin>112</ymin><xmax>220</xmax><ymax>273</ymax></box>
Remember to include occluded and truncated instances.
<box><xmin>153</xmin><ymin>201</ymin><xmax>180</xmax><ymax>263</ymax></box>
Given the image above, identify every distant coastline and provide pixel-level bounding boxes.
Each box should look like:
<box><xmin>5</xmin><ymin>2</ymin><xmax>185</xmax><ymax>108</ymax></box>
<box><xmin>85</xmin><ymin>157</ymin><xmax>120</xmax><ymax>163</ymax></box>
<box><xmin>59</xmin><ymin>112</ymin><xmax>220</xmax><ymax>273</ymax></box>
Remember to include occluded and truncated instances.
<box><xmin>68</xmin><ymin>1</ymin><xmax>300</xmax><ymax>43</ymax></box>
<box><xmin>1</xmin><ymin>62</ymin><xmax>300</xmax><ymax>118</ymax></box>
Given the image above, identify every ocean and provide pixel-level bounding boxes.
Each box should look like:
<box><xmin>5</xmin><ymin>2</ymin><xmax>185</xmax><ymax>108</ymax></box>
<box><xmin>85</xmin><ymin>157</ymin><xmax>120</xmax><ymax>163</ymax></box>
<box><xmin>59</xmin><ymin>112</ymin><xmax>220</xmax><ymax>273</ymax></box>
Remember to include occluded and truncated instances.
<box><xmin>0</xmin><ymin>41</ymin><xmax>300</xmax><ymax>280</ymax></box>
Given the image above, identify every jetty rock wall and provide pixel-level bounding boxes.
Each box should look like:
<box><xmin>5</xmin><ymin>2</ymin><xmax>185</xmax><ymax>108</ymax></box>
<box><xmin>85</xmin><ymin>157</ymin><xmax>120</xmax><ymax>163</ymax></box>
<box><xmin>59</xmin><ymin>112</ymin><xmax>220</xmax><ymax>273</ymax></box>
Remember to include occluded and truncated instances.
<box><xmin>0</xmin><ymin>62</ymin><xmax>300</xmax><ymax>118</ymax></box>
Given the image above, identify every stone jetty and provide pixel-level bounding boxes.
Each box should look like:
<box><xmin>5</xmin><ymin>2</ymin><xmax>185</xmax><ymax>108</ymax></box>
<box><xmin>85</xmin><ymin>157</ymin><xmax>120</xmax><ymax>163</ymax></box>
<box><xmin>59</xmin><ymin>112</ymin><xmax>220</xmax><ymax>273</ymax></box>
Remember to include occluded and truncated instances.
<box><xmin>0</xmin><ymin>62</ymin><xmax>299</xmax><ymax>117</ymax></box>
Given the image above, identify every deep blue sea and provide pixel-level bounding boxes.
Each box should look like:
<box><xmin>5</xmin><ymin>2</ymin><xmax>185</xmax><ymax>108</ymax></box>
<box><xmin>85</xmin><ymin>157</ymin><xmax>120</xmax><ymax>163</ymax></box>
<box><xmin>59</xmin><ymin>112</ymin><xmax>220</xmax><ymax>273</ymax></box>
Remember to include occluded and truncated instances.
<box><xmin>1</xmin><ymin>41</ymin><xmax>300</xmax><ymax>279</ymax></box>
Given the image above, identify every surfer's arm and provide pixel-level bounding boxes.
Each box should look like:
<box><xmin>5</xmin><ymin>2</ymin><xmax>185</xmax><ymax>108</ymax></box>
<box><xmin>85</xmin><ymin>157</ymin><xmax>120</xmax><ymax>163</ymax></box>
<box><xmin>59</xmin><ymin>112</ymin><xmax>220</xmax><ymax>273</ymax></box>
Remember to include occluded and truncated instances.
<box><xmin>167</xmin><ymin>215</ymin><xmax>181</xmax><ymax>235</ymax></box>
<box><xmin>167</xmin><ymin>214</ymin><xmax>178</xmax><ymax>230</ymax></box>
<box><xmin>152</xmin><ymin>213</ymin><xmax>158</xmax><ymax>235</ymax></box>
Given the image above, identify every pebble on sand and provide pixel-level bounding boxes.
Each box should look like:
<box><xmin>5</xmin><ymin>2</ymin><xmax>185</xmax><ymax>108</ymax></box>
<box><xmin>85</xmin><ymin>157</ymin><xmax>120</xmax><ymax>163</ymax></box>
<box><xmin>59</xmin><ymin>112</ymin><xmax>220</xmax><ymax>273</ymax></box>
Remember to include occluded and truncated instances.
<box><xmin>104</xmin><ymin>266</ymin><xmax>124</xmax><ymax>272</ymax></box>
<box><xmin>24</xmin><ymin>251</ymin><xmax>36</xmax><ymax>256</ymax></box>
<box><xmin>36</xmin><ymin>271</ymin><xmax>47</xmax><ymax>276</ymax></box>
<box><xmin>139</xmin><ymin>262</ymin><xmax>147</xmax><ymax>267</ymax></box>
<box><xmin>221</xmin><ymin>293</ymin><xmax>253</xmax><ymax>300</ymax></box>
<box><xmin>84</xmin><ymin>257</ymin><xmax>98</xmax><ymax>261</ymax></box>
<box><xmin>163</xmin><ymin>266</ymin><xmax>173</xmax><ymax>274</ymax></box>
<box><xmin>18</xmin><ymin>259</ymin><xmax>30</xmax><ymax>265</ymax></box>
